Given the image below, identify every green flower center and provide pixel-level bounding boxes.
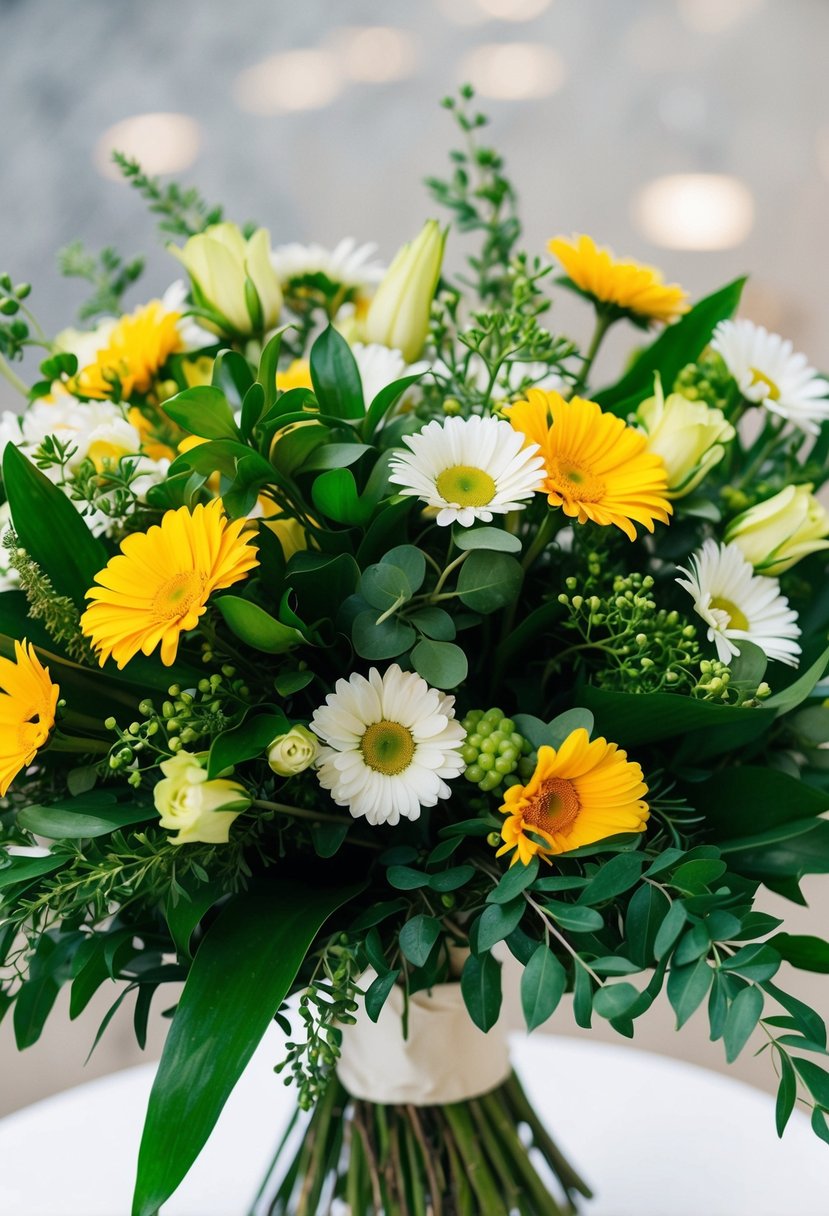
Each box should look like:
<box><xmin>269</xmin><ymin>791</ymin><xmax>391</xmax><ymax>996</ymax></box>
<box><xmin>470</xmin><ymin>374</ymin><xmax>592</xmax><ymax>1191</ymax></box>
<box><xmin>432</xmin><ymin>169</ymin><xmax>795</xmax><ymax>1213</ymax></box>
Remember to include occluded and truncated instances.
<box><xmin>435</xmin><ymin>464</ymin><xmax>497</xmax><ymax>508</ymax></box>
<box><xmin>361</xmin><ymin>720</ymin><xmax>416</xmax><ymax>776</ymax></box>
<box><xmin>749</xmin><ymin>368</ymin><xmax>781</xmax><ymax>401</ymax></box>
<box><xmin>710</xmin><ymin>596</ymin><xmax>749</xmax><ymax>631</ymax></box>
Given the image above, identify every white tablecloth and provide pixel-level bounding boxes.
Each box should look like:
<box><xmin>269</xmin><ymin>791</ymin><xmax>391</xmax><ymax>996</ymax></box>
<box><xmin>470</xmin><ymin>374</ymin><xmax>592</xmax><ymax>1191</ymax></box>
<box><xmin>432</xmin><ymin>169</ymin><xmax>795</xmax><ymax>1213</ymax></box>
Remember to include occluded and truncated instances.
<box><xmin>0</xmin><ymin>1030</ymin><xmax>825</xmax><ymax>1215</ymax></box>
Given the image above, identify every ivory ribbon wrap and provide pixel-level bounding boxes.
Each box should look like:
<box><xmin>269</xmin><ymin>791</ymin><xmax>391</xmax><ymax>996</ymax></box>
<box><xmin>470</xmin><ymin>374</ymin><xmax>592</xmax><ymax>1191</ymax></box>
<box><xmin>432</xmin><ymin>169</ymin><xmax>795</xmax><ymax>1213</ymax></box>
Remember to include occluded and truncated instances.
<box><xmin>336</xmin><ymin>970</ymin><xmax>511</xmax><ymax>1105</ymax></box>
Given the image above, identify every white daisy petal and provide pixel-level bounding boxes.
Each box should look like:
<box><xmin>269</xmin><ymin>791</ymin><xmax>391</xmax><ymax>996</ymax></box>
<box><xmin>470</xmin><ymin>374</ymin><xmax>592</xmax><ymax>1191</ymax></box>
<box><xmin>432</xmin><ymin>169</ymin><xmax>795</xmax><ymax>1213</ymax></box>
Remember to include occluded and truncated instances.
<box><xmin>712</xmin><ymin>319</ymin><xmax>829</xmax><ymax>435</ymax></box>
<box><xmin>271</xmin><ymin>238</ymin><xmax>385</xmax><ymax>296</ymax></box>
<box><xmin>676</xmin><ymin>539</ymin><xmax>801</xmax><ymax>668</ymax></box>
<box><xmin>309</xmin><ymin>663</ymin><xmax>467</xmax><ymax>826</ymax></box>
<box><xmin>388</xmin><ymin>414</ymin><xmax>545</xmax><ymax>528</ymax></box>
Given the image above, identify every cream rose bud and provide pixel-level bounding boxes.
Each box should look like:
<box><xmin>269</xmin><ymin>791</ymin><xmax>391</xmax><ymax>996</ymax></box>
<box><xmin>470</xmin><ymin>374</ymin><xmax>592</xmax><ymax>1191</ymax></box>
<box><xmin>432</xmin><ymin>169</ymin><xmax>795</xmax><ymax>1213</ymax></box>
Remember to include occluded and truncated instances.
<box><xmin>169</xmin><ymin>222</ymin><xmax>283</xmax><ymax>336</ymax></box>
<box><xmin>154</xmin><ymin>752</ymin><xmax>251</xmax><ymax>846</ymax></box>
<box><xmin>267</xmin><ymin>725</ymin><xmax>319</xmax><ymax>776</ymax></box>
<box><xmin>365</xmin><ymin>220</ymin><xmax>445</xmax><ymax>363</ymax></box>
<box><xmin>725</xmin><ymin>484</ymin><xmax>829</xmax><ymax>575</ymax></box>
<box><xmin>636</xmin><ymin>382</ymin><xmax>735</xmax><ymax>499</ymax></box>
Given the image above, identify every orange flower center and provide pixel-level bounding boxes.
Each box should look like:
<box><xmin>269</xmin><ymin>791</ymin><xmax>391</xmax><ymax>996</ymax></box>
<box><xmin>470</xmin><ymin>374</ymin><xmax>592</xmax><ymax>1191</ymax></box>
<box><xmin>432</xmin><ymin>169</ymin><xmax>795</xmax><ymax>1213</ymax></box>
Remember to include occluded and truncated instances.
<box><xmin>19</xmin><ymin>704</ymin><xmax>51</xmax><ymax>753</ymax></box>
<box><xmin>152</xmin><ymin>571</ymin><xmax>205</xmax><ymax>621</ymax></box>
<box><xmin>523</xmin><ymin>776</ymin><xmax>581</xmax><ymax>837</ymax></box>
<box><xmin>547</xmin><ymin>456</ymin><xmax>606</xmax><ymax>503</ymax></box>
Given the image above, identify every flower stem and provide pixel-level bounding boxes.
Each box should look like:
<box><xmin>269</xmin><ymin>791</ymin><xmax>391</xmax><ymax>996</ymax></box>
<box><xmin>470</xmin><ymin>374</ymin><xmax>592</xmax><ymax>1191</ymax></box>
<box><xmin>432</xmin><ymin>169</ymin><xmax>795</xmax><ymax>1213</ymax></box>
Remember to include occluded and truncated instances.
<box><xmin>571</xmin><ymin>309</ymin><xmax>614</xmax><ymax>397</ymax></box>
<box><xmin>521</xmin><ymin>511</ymin><xmax>557</xmax><ymax>572</ymax></box>
<box><xmin>0</xmin><ymin>353</ymin><xmax>29</xmax><ymax>399</ymax></box>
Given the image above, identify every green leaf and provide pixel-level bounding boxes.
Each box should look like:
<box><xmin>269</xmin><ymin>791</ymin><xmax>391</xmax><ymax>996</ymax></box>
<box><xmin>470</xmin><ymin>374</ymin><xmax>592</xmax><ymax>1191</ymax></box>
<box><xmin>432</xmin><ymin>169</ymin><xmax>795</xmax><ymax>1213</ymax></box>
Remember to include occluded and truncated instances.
<box><xmin>166</xmin><ymin>880</ymin><xmax>224</xmax><ymax>961</ymax></box>
<box><xmin>132</xmin><ymin>880</ymin><xmax>361</xmax><ymax>1216</ymax></box>
<box><xmin>775</xmin><ymin>1053</ymin><xmax>797</xmax><ymax>1137</ymax></box>
<box><xmin>793</xmin><ymin>1058</ymin><xmax>829</xmax><ymax>1108</ymax></box>
<box><xmin>399</xmin><ymin>915</ymin><xmax>442</xmax><ymax>967</ymax></box>
<box><xmin>361</xmin><ymin>563</ymin><xmax>412</xmax><ymax>611</ymax></box>
<box><xmin>215</xmin><ymin>596</ymin><xmax>304</xmax><ymax>654</ymax></box>
<box><xmin>457</xmin><ymin>551</ymin><xmax>523</xmax><ymax>614</ymax></box>
<box><xmin>670</xmin><ymin>858</ymin><xmax>727</xmax><ymax>892</ymax></box>
<box><xmin>386</xmin><ymin>866</ymin><xmax>431</xmax><ymax>891</ymax></box>
<box><xmin>581</xmin><ymin>683</ymin><xmax>774</xmax><ymax>752</ymax></box>
<box><xmin>593</xmin><ymin>277</ymin><xmax>745</xmax><ymax>415</ymax></box>
<box><xmin>14</xmin><ymin>975</ymin><xmax>59</xmax><ymax>1049</ymax></box>
<box><xmin>206</xmin><ymin>711</ymin><xmax>289</xmax><ymax>779</ymax></box>
<box><xmin>477</xmin><ymin>898</ymin><xmax>525</xmax><ymax>953</ymax></box>
<box><xmin>579</xmin><ymin>853</ymin><xmax>644</xmax><ymax>904</ymax></box>
<box><xmin>2</xmin><ymin>443</ymin><xmax>108</xmax><ymax>608</ymax></box>
<box><xmin>309</xmin><ymin>325</ymin><xmax>365</xmax><ymax>420</ymax></box>
<box><xmin>288</xmin><ymin>552</ymin><xmax>360</xmax><ymax>623</ymax></box>
<box><xmin>697</xmin><ymin>767</ymin><xmax>829</xmax><ymax>849</ymax></box>
<box><xmin>573</xmin><ymin>964</ymin><xmax>595</xmax><ymax>1028</ymax></box>
<box><xmin>487</xmin><ymin>855</ymin><xmax>539</xmax><ymax>904</ymax></box>
<box><xmin>365</xmin><ymin>969</ymin><xmax>400</xmax><ymax>1022</ymax></box>
<box><xmin>17</xmin><ymin>801</ymin><xmax>152</xmax><ymax>840</ymax></box>
<box><xmin>722</xmin><ymin>984</ymin><xmax>764</xmax><ymax>1062</ymax></box>
<box><xmin>512</xmin><ymin>709</ymin><xmax>594</xmax><ymax>752</ymax></box>
<box><xmin>381</xmin><ymin>545</ymin><xmax>426</xmax><ymax>593</ymax></box>
<box><xmin>363</xmin><ymin>373</ymin><xmax>424</xmax><ymax>438</ymax></box>
<box><xmin>408</xmin><ymin>607</ymin><xmax>456</xmax><ymax>641</ymax></box>
<box><xmin>0</xmin><ymin>853</ymin><xmax>62</xmax><ymax>892</ymax></box>
<box><xmin>625</xmin><ymin>884</ymin><xmax>671</xmax><ymax>967</ymax></box>
<box><xmin>592</xmin><ymin>982</ymin><xmax>642</xmax><ymax>1021</ymax></box>
<box><xmin>255</xmin><ymin>330</ymin><xmax>283</xmax><ymax>413</ymax></box>
<box><xmin>312</xmin><ymin>467</ymin><xmax>375</xmax><ymax>527</ymax></box>
<box><xmin>453</xmin><ymin>526</ymin><xmax>522</xmax><ymax>554</ymax></box>
<box><xmin>309</xmin><ymin>822</ymin><xmax>350</xmax><ymax>858</ymax></box>
<box><xmin>428</xmin><ymin>865</ymin><xmax>475</xmax><ymax>892</ymax></box>
<box><xmin>410</xmin><ymin>639</ymin><xmax>468</xmax><ymax>689</ymax></box>
<box><xmin>521</xmin><ymin>944</ymin><xmax>566</xmax><ymax>1031</ymax></box>
<box><xmin>543</xmin><ymin>901</ymin><xmax>603</xmax><ymax>933</ymax></box>
<box><xmin>163</xmin><ymin>386</ymin><xmax>242</xmax><ymax>440</ymax></box>
<box><xmin>299</xmin><ymin>442</ymin><xmax>374</xmax><ymax>472</ymax></box>
<box><xmin>763</xmin><ymin>981</ymin><xmax>826</xmax><ymax>1048</ymax></box>
<box><xmin>764</xmin><ymin>642</ymin><xmax>829</xmax><ymax>717</ymax></box>
<box><xmin>352</xmin><ymin>610</ymin><xmax>416</xmax><ymax>660</ymax></box>
<box><xmin>770</xmin><ymin>933</ymin><xmax>829</xmax><ymax>973</ymax></box>
<box><xmin>721</xmin><ymin>944</ymin><xmax>781</xmax><ymax>983</ymax></box>
<box><xmin>667</xmin><ymin>957</ymin><xmax>712</xmax><ymax>1028</ymax></box>
<box><xmin>460</xmin><ymin>952</ymin><xmax>502</xmax><ymax>1032</ymax></box>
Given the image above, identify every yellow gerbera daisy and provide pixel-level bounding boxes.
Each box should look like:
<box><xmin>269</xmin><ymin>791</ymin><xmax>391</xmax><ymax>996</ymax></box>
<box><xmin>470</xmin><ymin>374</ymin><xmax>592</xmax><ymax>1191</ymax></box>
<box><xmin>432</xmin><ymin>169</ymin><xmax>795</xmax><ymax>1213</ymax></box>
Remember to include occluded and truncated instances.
<box><xmin>497</xmin><ymin>728</ymin><xmax>649</xmax><ymax>866</ymax></box>
<box><xmin>81</xmin><ymin>500</ymin><xmax>259</xmax><ymax>669</ymax></box>
<box><xmin>276</xmin><ymin>359</ymin><xmax>313</xmax><ymax>391</ymax></box>
<box><xmin>73</xmin><ymin>301</ymin><xmax>183</xmax><ymax>401</ymax></box>
<box><xmin>508</xmin><ymin>389</ymin><xmax>672</xmax><ymax>540</ymax></box>
<box><xmin>0</xmin><ymin>641</ymin><xmax>59</xmax><ymax>796</ymax></box>
<box><xmin>549</xmin><ymin>234</ymin><xmax>688</xmax><ymax>325</ymax></box>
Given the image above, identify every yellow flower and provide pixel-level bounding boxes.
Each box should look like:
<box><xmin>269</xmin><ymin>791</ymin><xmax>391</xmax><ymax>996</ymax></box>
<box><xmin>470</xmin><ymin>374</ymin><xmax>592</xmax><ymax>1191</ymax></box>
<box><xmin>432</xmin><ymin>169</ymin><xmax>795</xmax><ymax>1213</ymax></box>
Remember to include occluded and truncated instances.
<box><xmin>72</xmin><ymin>301</ymin><xmax>183</xmax><ymax>400</ymax></box>
<box><xmin>0</xmin><ymin>641</ymin><xmax>59</xmax><ymax>796</ymax></box>
<box><xmin>276</xmin><ymin>359</ymin><xmax>313</xmax><ymax>391</ymax></box>
<box><xmin>725</xmin><ymin>484</ymin><xmax>829</xmax><ymax>575</ymax></box>
<box><xmin>81</xmin><ymin>499</ymin><xmax>259</xmax><ymax>669</ymax></box>
<box><xmin>497</xmin><ymin>728</ymin><xmax>649</xmax><ymax>866</ymax></box>
<box><xmin>508</xmin><ymin>389</ymin><xmax>672</xmax><ymax>540</ymax></box>
<box><xmin>548</xmin><ymin>234</ymin><xmax>688</xmax><ymax>325</ymax></box>
<box><xmin>154</xmin><ymin>751</ymin><xmax>250</xmax><ymax>845</ymax></box>
<box><xmin>267</xmin><ymin>725</ymin><xmax>319</xmax><ymax>776</ymax></box>
<box><xmin>365</xmin><ymin>220</ymin><xmax>445</xmax><ymax>362</ymax></box>
<box><xmin>170</xmin><ymin>222</ymin><xmax>282</xmax><ymax>336</ymax></box>
<box><xmin>636</xmin><ymin>380</ymin><xmax>735</xmax><ymax>498</ymax></box>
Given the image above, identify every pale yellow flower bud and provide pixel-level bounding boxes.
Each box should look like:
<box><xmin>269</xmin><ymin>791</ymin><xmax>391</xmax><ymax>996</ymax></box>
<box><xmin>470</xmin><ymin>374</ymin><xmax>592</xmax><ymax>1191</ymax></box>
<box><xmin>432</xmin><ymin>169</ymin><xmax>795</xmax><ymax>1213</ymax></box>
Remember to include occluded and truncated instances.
<box><xmin>153</xmin><ymin>752</ymin><xmax>250</xmax><ymax>845</ymax></box>
<box><xmin>365</xmin><ymin>220</ymin><xmax>445</xmax><ymax>362</ymax></box>
<box><xmin>169</xmin><ymin>222</ymin><xmax>282</xmax><ymax>336</ymax></box>
<box><xmin>267</xmin><ymin>725</ymin><xmax>319</xmax><ymax>776</ymax></box>
<box><xmin>725</xmin><ymin>484</ymin><xmax>829</xmax><ymax>575</ymax></box>
<box><xmin>637</xmin><ymin>380</ymin><xmax>734</xmax><ymax>499</ymax></box>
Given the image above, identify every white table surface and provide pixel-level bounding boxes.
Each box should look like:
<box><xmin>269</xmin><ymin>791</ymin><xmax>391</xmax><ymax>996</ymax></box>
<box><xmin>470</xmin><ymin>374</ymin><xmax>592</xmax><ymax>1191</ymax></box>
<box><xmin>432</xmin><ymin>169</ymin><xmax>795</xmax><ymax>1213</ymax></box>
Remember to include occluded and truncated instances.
<box><xmin>0</xmin><ymin>1029</ymin><xmax>825</xmax><ymax>1216</ymax></box>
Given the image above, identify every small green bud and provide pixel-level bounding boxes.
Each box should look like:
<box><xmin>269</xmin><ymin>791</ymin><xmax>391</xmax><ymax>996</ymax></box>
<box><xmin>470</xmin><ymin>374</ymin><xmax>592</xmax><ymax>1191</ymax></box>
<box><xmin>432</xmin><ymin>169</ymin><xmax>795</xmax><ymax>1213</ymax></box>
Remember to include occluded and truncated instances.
<box><xmin>104</xmin><ymin>716</ymin><xmax>117</xmax><ymax>731</ymax></box>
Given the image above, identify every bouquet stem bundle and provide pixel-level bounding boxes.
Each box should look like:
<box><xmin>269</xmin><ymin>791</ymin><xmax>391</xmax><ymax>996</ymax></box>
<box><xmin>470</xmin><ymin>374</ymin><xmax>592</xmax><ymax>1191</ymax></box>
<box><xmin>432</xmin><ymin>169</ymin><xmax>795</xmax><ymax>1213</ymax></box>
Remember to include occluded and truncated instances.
<box><xmin>259</xmin><ymin>1072</ymin><xmax>591</xmax><ymax>1216</ymax></box>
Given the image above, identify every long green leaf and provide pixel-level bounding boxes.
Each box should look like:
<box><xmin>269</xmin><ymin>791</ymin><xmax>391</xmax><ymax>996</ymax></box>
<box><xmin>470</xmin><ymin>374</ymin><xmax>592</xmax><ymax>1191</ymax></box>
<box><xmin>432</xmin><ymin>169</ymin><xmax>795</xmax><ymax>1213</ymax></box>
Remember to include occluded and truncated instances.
<box><xmin>132</xmin><ymin>879</ymin><xmax>361</xmax><ymax>1216</ymax></box>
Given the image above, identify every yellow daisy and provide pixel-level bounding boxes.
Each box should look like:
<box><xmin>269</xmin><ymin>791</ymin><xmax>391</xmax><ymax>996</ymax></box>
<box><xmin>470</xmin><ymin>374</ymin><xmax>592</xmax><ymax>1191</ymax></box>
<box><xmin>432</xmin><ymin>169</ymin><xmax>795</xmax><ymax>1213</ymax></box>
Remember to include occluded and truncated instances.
<box><xmin>72</xmin><ymin>300</ymin><xmax>183</xmax><ymax>401</ymax></box>
<box><xmin>497</xmin><ymin>728</ymin><xmax>649</xmax><ymax>867</ymax></box>
<box><xmin>549</xmin><ymin>234</ymin><xmax>688</xmax><ymax>325</ymax></box>
<box><xmin>81</xmin><ymin>500</ymin><xmax>259</xmax><ymax>669</ymax></box>
<box><xmin>508</xmin><ymin>389</ymin><xmax>672</xmax><ymax>540</ymax></box>
<box><xmin>0</xmin><ymin>641</ymin><xmax>59</xmax><ymax>796</ymax></box>
<box><xmin>276</xmin><ymin>359</ymin><xmax>313</xmax><ymax>392</ymax></box>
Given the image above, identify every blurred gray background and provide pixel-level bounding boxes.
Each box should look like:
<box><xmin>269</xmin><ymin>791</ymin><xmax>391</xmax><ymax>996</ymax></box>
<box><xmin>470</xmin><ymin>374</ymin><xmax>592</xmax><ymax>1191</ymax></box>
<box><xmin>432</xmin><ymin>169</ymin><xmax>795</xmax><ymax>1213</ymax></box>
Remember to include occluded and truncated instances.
<box><xmin>1</xmin><ymin>0</ymin><xmax>829</xmax><ymax>1117</ymax></box>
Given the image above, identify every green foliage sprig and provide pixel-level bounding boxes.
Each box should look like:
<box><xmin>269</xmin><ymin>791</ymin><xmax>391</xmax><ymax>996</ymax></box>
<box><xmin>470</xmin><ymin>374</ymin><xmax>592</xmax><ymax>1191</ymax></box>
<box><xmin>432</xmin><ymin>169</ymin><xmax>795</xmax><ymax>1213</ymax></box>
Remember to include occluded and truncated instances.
<box><xmin>113</xmin><ymin>152</ymin><xmax>224</xmax><ymax>238</ymax></box>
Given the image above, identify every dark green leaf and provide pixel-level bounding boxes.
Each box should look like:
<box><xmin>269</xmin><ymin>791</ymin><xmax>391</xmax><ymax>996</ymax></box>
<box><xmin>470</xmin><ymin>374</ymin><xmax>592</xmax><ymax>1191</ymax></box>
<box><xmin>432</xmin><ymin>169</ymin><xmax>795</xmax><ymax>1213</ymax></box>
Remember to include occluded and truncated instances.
<box><xmin>775</xmin><ymin>1053</ymin><xmax>797</xmax><ymax>1137</ymax></box>
<box><xmin>428</xmin><ymin>865</ymin><xmax>475</xmax><ymax>893</ymax></box>
<box><xmin>17</xmin><ymin>802</ymin><xmax>152</xmax><ymax>840</ymax></box>
<box><xmin>763</xmin><ymin>982</ymin><xmax>827</xmax><ymax>1048</ymax></box>
<box><xmin>487</xmin><ymin>855</ymin><xmax>539</xmax><ymax>904</ymax></box>
<box><xmin>352</xmin><ymin>610</ymin><xmax>416</xmax><ymax>660</ymax></box>
<box><xmin>477</xmin><ymin>899</ymin><xmax>525</xmax><ymax>953</ymax></box>
<box><xmin>365</xmin><ymin>969</ymin><xmax>400</xmax><ymax>1022</ymax></box>
<box><xmin>206</xmin><ymin>711</ymin><xmax>289</xmax><ymax>779</ymax></box>
<box><xmin>14</xmin><ymin>975</ymin><xmax>59</xmax><ymax>1048</ymax></box>
<box><xmin>722</xmin><ymin>944</ymin><xmax>781</xmax><ymax>983</ymax></box>
<box><xmin>794</xmin><ymin>1058</ymin><xmax>829</xmax><ymax>1107</ymax></box>
<box><xmin>521</xmin><ymin>944</ymin><xmax>566</xmax><ymax>1031</ymax></box>
<box><xmin>460</xmin><ymin>952</ymin><xmax>502</xmax><ymax>1032</ymax></box>
<box><xmin>310</xmin><ymin>822</ymin><xmax>350</xmax><ymax>858</ymax></box>
<box><xmin>579</xmin><ymin>853</ymin><xmax>644</xmax><ymax>904</ymax></box>
<box><xmin>592</xmin><ymin>982</ymin><xmax>641</xmax><ymax>1021</ymax></box>
<box><xmin>399</xmin><ymin>915</ymin><xmax>442</xmax><ymax>967</ymax></box>
<box><xmin>770</xmin><ymin>934</ymin><xmax>829</xmax><ymax>973</ymax></box>
<box><xmin>667</xmin><ymin>957</ymin><xmax>712</xmax><ymax>1028</ymax></box>
<box><xmin>132</xmin><ymin>880</ymin><xmax>361</xmax><ymax>1216</ymax></box>
<box><xmin>381</xmin><ymin>545</ymin><xmax>426</xmax><ymax>593</ymax></box>
<box><xmin>410</xmin><ymin>639</ymin><xmax>468</xmax><ymax>689</ymax></box>
<box><xmin>625</xmin><ymin>884</ymin><xmax>670</xmax><ymax>967</ymax></box>
<box><xmin>573</xmin><ymin>963</ymin><xmax>594</xmax><ymax>1028</ymax></box>
<box><xmin>408</xmin><ymin>607</ymin><xmax>456</xmax><ymax>641</ymax></box>
<box><xmin>166</xmin><ymin>880</ymin><xmax>224</xmax><ymax>961</ymax></box>
<box><xmin>0</xmin><ymin>853</ymin><xmax>62</xmax><ymax>892</ymax></box>
<box><xmin>309</xmin><ymin>325</ymin><xmax>365</xmax><ymax>420</ymax></box>
<box><xmin>386</xmin><ymin>866</ymin><xmax>431</xmax><ymax>891</ymax></box>
<box><xmin>581</xmin><ymin>683</ymin><xmax>773</xmax><ymax>751</ymax></box>
<box><xmin>543</xmin><ymin>901</ymin><xmax>603</xmax><ymax>933</ymax></box>
<box><xmin>512</xmin><ymin>709</ymin><xmax>594</xmax><ymax>752</ymax></box>
<box><xmin>363</xmin><ymin>374</ymin><xmax>425</xmax><ymax>438</ymax></box>
<box><xmin>457</xmin><ymin>551</ymin><xmax>523</xmax><ymax>614</ymax></box>
<box><xmin>724</xmin><ymin>984</ymin><xmax>763</xmax><ymax>1062</ymax></box>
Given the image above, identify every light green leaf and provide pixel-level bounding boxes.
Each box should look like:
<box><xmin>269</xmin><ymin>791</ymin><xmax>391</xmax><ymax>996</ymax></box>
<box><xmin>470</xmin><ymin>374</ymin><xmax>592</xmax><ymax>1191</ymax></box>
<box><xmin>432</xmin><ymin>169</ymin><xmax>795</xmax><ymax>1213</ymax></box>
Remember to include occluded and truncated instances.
<box><xmin>453</xmin><ymin>527</ymin><xmax>522</xmax><ymax>554</ymax></box>
<box><xmin>457</xmin><ymin>551</ymin><xmax>522</xmax><ymax>614</ymax></box>
<box><xmin>410</xmin><ymin>639</ymin><xmax>468</xmax><ymax>689</ymax></box>
<box><xmin>215</xmin><ymin>596</ymin><xmax>305</xmax><ymax>654</ymax></box>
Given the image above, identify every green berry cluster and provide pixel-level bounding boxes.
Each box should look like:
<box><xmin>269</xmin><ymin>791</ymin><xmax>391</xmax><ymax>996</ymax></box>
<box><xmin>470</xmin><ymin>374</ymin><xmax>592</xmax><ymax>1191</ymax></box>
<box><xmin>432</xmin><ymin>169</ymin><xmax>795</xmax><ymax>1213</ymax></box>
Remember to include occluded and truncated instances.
<box><xmin>673</xmin><ymin>350</ymin><xmax>734</xmax><ymax>413</ymax></box>
<box><xmin>460</xmin><ymin>708</ymin><xmax>532</xmax><ymax>793</ymax></box>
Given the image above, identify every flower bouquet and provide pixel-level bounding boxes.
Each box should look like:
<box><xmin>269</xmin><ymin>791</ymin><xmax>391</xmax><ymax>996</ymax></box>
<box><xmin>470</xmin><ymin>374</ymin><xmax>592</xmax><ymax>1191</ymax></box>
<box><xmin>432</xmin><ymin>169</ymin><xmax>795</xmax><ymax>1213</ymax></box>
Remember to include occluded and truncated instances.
<box><xmin>3</xmin><ymin>87</ymin><xmax>829</xmax><ymax>1215</ymax></box>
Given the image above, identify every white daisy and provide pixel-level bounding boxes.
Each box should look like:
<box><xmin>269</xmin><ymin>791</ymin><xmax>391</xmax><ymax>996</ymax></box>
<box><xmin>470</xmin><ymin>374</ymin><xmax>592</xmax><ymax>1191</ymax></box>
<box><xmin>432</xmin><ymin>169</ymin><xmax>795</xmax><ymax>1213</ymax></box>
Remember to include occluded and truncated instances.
<box><xmin>271</xmin><ymin>238</ymin><xmax>385</xmax><ymax>296</ymax></box>
<box><xmin>388</xmin><ymin>414</ymin><xmax>545</xmax><ymax>528</ymax></box>
<box><xmin>711</xmin><ymin>319</ymin><xmax>829</xmax><ymax>435</ymax></box>
<box><xmin>310</xmin><ymin>664</ymin><xmax>466</xmax><ymax>826</ymax></box>
<box><xmin>676</xmin><ymin>539</ymin><xmax>801</xmax><ymax>667</ymax></box>
<box><xmin>351</xmin><ymin>342</ymin><xmax>429</xmax><ymax>407</ymax></box>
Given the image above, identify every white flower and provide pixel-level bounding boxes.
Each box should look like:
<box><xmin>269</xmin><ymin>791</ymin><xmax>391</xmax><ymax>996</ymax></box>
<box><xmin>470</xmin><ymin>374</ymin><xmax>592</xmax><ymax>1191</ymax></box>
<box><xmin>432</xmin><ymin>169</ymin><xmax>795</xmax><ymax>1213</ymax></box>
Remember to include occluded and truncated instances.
<box><xmin>351</xmin><ymin>342</ymin><xmax>428</xmax><ymax>407</ymax></box>
<box><xmin>267</xmin><ymin>725</ymin><xmax>319</xmax><ymax>776</ymax></box>
<box><xmin>676</xmin><ymin>539</ymin><xmax>801</xmax><ymax>667</ymax></box>
<box><xmin>711</xmin><ymin>319</ymin><xmax>829</xmax><ymax>435</ymax></box>
<box><xmin>310</xmin><ymin>664</ymin><xmax>466</xmax><ymax>826</ymax></box>
<box><xmin>388</xmin><ymin>414</ymin><xmax>545</xmax><ymax>528</ymax></box>
<box><xmin>272</xmin><ymin>238</ymin><xmax>385</xmax><ymax>296</ymax></box>
<box><xmin>154</xmin><ymin>752</ymin><xmax>251</xmax><ymax>845</ymax></box>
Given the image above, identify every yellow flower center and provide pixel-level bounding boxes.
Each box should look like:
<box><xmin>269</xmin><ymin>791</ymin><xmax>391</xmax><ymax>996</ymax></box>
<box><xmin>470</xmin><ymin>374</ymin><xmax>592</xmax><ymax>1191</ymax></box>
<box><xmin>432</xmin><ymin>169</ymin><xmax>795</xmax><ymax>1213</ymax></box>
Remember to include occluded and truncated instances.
<box><xmin>549</xmin><ymin>456</ymin><xmax>606</xmax><ymax>503</ymax></box>
<box><xmin>524</xmin><ymin>777</ymin><xmax>581</xmax><ymax>837</ymax></box>
<box><xmin>435</xmin><ymin>465</ymin><xmax>497</xmax><ymax>508</ymax></box>
<box><xmin>360</xmin><ymin>720</ymin><xmax>415</xmax><ymax>776</ymax></box>
<box><xmin>710</xmin><ymin>596</ymin><xmax>749</xmax><ymax>631</ymax></box>
<box><xmin>153</xmin><ymin>571</ymin><xmax>205</xmax><ymax>621</ymax></box>
<box><xmin>749</xmin><ymin>368</ymin><xmax>781</xmax><ymax>401</ymax></box>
